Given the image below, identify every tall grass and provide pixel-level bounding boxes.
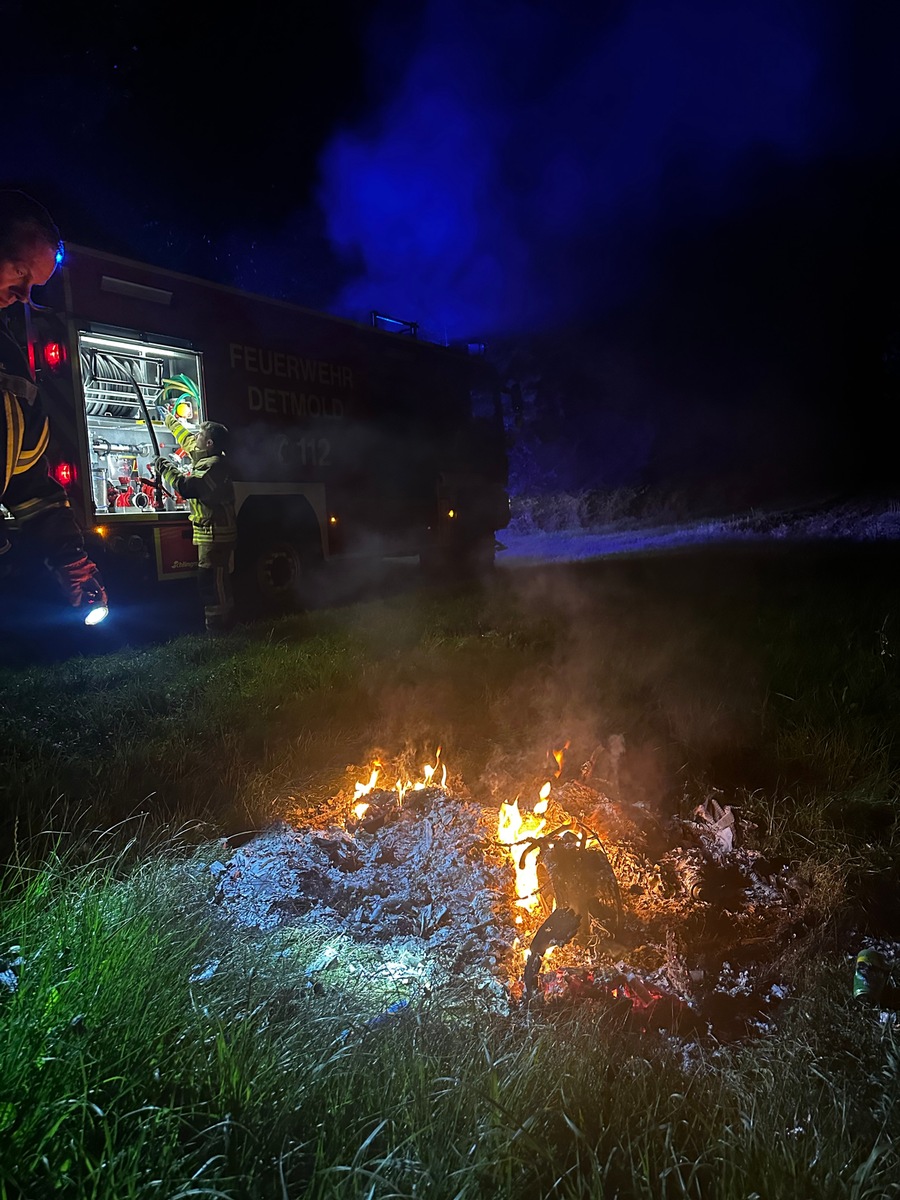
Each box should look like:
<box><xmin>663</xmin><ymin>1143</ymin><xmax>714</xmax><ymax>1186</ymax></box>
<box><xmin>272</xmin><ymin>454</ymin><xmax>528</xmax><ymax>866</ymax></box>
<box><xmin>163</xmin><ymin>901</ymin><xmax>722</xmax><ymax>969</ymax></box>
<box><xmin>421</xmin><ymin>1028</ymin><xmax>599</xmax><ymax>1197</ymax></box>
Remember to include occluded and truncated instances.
<box><xmin>1</xmin><ymin>835</ymin><xmax>898</xmax><ymax>1198</ymax></box>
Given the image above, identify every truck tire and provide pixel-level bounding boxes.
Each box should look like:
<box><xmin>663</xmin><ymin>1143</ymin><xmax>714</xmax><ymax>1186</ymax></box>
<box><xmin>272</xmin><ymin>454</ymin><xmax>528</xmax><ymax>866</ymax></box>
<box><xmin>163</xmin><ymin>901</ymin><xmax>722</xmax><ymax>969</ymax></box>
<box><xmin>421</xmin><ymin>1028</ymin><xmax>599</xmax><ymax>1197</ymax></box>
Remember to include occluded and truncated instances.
<box><xmin>234</xmin><ymin>533</ymin><xmax>322</xmax><ymax>615</ymax></box>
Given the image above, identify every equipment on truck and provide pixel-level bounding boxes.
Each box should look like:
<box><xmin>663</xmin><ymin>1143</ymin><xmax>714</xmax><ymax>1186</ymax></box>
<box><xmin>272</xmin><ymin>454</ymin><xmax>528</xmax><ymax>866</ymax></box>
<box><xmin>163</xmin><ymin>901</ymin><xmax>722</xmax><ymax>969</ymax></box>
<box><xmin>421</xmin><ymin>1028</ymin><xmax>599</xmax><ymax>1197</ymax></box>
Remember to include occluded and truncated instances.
<box><xmin>122</xmin><ymin>360</ymin><xmax>163</xmax><ymax>511</ymax></box>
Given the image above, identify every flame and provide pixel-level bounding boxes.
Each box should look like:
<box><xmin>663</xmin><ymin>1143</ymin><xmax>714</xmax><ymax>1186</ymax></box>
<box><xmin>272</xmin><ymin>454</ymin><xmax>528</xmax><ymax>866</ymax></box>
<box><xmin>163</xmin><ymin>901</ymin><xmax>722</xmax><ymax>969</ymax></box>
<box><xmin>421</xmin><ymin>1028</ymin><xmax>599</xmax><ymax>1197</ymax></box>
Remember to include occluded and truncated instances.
<box><xmin>497</xmin><ymin>784</ymin><xmax>552</xmax><ymax>912</ymax></box>
<box><xmin>354</xmin><ymin>749</ymin><xmax>447</xmax><ymax>809</ymax></box>
<box><xmin>552</xmin><ymin>741</ymin><xmax>570</xmax><ymax>778</ymax></box>
<box><xmin>353</xmin><ymin>802</ymin><xmax>370</xmax><ymax>820</ymax></box>
<box><xmin>354</xmin><ymin>763</ymin><xmax>381</xmax><ymax>800</ymax></box>
<box><xmin>399</xmin><ymin>746</ymin><xmax>446</xmax><ymax>800</ymax></box>
<box><xmin>420</xmin><ymin>745</ymin><xmax>445</xmax><ymax>789</ymax></box>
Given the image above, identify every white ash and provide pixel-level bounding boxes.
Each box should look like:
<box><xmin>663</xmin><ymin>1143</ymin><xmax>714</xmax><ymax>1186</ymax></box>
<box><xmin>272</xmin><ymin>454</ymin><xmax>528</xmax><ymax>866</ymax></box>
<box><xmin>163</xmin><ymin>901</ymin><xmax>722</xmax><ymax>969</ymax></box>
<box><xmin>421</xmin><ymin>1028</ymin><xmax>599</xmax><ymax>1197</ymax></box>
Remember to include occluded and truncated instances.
<box><xmin>213</xmin><ymin>787</ymin><xmax>518</xmax><ymax>1006</ymax></box>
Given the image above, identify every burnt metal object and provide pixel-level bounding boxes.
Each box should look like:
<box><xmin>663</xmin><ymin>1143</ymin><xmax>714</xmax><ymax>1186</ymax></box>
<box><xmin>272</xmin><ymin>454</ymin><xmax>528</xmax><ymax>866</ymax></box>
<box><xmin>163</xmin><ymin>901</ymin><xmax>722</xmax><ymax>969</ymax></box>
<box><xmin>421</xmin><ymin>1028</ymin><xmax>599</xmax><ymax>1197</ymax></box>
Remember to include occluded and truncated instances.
<box><xmin>519</xmin><ymin>823</ymin><xmax>622</xmax><ymax>941</ymax></box>
<box><xmin>523</xmin><ymin>906</ymin><xmax>581</xmax><ymax>997</ymax></box>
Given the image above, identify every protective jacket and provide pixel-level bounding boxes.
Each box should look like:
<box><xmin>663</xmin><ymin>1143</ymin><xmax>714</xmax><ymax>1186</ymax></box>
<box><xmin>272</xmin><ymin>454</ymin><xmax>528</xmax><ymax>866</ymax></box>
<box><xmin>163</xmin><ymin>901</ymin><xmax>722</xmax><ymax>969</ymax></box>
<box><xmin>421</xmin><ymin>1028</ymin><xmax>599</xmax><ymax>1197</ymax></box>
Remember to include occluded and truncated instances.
<box><xmin>156</xmin><ymin>413</ymin><xmax>237</xmax><ymax>546</ymax></box>
<box><xmin>1</xmin><ymin>319</ymin><xmax>103</xmax><ymax>604</ymax></box>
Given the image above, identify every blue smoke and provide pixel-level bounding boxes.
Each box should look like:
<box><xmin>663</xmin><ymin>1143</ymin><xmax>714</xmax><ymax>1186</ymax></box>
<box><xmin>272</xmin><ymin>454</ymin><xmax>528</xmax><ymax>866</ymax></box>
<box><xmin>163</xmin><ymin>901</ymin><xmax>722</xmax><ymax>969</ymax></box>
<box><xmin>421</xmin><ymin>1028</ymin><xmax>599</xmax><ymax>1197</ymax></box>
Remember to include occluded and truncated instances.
<box><xmin>318</xmin><ymin>0</ymin><xmax>841</xmax><ymax>339</ymax></box>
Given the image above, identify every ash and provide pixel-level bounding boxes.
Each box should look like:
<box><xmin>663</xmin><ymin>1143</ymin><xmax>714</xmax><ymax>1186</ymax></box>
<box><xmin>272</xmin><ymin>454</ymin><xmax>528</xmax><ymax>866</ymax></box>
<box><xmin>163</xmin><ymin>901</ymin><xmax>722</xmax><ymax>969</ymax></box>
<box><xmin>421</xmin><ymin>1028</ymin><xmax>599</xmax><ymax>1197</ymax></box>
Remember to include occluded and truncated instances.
<box><xmin>212</xmin><ymin>786</ymin><xmax>516</xmax><ymax>1012</ymax></box>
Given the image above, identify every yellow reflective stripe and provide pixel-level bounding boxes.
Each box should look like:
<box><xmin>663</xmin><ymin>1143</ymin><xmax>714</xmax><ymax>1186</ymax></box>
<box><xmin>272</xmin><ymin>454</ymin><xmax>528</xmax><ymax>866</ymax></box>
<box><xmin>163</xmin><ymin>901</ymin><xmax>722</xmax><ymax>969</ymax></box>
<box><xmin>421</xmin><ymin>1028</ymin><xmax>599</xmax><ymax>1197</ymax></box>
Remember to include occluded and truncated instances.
<box><xmin>12</xmin><ymin>418</ymin><xmax>50</xmax><ymax>475</ymax></box>
<box><xmin>32</xmin><ymin>417</ymin><xmax>49</xmax><ymax>459</ymax></box>
<box><xmin>7</xmin><ymin>495</ymin><xmax>70</xmax><ymax>522</ymax></box>
<box><xmin>165</xmin><ymin>413</ymin><xmax>197</xmax><ymax>453</ymax></box>
<box><xmin>3</xmin><ymin>390</ymin><xmax>25</xmax><ymax>495</ymax></box>
<box><xmin>2</xmin><ymin>392</ymin><xmax>12</xmax><ymax>493</ymax></box>
<box><xmin>8</xmin><ymin>494</ymin><xmax>49</xmax><ymax>515</ymax></box>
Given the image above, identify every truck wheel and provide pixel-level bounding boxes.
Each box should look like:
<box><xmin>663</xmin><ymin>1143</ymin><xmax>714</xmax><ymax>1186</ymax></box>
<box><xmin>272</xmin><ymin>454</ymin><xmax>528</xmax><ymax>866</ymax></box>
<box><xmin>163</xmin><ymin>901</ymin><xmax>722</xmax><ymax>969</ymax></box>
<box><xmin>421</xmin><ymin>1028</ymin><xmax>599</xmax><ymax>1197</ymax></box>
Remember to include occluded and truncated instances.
<box><xmin>235</xmin><ymin>535</ymin><xmax>321</xmax><ymax>614</ymax></box>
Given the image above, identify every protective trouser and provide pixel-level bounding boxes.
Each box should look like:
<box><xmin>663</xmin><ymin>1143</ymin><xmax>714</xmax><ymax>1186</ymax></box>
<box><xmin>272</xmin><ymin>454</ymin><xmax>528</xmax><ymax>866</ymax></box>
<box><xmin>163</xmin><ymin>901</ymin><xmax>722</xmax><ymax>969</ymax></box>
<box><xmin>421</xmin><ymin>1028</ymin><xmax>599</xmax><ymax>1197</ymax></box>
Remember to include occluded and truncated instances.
<box><xmin>197</xmin><ymin>541</ymin><xmax>235</xmax><ymax>633</ymax></box>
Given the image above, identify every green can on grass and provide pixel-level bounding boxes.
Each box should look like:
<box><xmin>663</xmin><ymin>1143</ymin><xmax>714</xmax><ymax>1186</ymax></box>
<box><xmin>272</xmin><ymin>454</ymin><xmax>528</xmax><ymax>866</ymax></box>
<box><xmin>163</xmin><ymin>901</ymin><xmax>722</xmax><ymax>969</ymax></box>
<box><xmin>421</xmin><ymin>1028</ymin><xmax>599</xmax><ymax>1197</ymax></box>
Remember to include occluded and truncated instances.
<box><xmin>853</xmin><ymin>948</ymin><xmax>889</xmax><ymax>1003</ymax></box>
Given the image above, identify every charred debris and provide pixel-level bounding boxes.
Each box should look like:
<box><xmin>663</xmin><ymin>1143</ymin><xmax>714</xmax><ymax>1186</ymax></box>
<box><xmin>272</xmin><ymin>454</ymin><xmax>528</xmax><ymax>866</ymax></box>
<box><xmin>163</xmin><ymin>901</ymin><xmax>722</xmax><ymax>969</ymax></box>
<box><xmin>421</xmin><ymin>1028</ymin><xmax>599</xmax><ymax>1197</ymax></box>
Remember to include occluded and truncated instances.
<box><xmin>206</xmin><ymin>743</ymin><xmax>812</xmax><ymax>1041</ymax></box>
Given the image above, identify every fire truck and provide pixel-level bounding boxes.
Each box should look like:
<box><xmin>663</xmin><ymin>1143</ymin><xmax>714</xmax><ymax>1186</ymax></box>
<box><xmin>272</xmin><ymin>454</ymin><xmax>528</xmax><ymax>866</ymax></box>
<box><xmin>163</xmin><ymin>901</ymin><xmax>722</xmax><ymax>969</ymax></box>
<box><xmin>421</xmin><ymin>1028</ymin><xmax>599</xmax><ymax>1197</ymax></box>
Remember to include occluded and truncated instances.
<box><xmin>6</xmin><ymin>245</ymin><xmax>509</xmax><ymax>614</ymax></box>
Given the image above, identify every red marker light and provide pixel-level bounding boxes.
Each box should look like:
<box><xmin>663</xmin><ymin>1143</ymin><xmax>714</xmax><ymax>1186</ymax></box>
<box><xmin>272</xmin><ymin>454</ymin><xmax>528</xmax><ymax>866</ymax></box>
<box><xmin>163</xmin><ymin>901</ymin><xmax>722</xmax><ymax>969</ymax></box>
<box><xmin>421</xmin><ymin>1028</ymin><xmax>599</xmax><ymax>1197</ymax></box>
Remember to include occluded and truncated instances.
<box><xmin>53</xmin><ymin>461</ymin><xmax>76</xmax><ymax>487</ymax></box>
<box><xmin>43</xmin><ymin>342</ymin><xmax>65</xmax><ymax>370</ymax></box>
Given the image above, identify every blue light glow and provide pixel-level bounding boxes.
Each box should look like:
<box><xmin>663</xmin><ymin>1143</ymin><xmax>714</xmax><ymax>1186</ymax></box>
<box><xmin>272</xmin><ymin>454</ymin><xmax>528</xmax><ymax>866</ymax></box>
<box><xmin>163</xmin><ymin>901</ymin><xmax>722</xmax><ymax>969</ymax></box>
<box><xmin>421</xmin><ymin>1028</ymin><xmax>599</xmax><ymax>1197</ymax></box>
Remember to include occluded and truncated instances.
<box><xmin>317</xmin><ymin>0</ymin><xmax>834</xmax><ymax>339</ymax></box>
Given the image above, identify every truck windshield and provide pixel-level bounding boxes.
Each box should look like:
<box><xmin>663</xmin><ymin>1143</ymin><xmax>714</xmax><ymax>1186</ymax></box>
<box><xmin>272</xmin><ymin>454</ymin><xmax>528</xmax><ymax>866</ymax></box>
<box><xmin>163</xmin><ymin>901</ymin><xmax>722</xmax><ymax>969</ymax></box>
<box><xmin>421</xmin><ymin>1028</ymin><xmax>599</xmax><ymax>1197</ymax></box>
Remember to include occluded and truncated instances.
<box><xmin>77</xmin><ymin>332</ymin><xmax>206</xmax><ymax>516</ymax></box>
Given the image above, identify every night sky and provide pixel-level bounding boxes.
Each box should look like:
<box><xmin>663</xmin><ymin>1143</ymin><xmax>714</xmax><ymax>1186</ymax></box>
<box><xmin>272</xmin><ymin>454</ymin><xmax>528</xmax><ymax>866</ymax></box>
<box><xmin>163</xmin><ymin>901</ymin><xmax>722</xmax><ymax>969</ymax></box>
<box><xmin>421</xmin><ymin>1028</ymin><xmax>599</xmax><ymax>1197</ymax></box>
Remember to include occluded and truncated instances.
<box><xmin>6</xmin><ymin>0</ymin><xmax>900</xmax><ymax>503</ymax></box>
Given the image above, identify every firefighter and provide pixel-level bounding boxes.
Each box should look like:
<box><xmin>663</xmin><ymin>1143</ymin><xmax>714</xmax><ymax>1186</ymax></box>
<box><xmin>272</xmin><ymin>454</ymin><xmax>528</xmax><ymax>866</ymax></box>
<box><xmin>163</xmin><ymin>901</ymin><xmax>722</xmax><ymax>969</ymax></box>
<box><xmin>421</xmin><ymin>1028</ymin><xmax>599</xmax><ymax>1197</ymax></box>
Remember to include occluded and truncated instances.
<box><xmin>154</xmin><ymin>413</ymin><xmax>237</xmax><ymax>634</ymax></box>
<box><xmin>1</xmin><ymin>190</ymin><xmax>107</xmax><ymax>614</ymax></box>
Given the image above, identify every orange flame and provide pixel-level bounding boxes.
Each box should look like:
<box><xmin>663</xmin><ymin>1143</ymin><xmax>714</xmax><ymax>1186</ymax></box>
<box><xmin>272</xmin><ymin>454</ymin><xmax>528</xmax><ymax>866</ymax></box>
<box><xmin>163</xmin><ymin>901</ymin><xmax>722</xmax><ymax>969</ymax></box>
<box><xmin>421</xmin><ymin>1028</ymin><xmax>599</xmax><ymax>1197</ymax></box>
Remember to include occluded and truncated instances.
<box><xmin>497</xmin><ymin>782</ymin><xmax>552</xmax><ymax>912</ymax></box>
<box><xmin>552</xmin><ymin>740</ymin><xmax>570</xmax><ymax>778</ymax></box>
<box><xmin>408</xmin><ymin>746</ymin><xmax>446</xmax><ymax>796</ymax></box>
<box><xmin>354</xmin><ymin>749</ymin><xmax>447</xmax><ymax>809</ymax></box>
<box><xmin>354</xmin><ymin>763</ymin><xmax>381</xmax><ymax>801</ymax></box>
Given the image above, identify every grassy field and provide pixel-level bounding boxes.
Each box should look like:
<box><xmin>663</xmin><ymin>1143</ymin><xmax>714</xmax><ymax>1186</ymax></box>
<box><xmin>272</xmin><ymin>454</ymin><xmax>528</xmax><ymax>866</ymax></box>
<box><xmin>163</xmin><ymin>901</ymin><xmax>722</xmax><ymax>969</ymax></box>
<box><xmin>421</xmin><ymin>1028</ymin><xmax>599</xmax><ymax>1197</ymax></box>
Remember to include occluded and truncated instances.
<box><xmin>1</xmin><ymin>542</ymin><xmax>899</xmax><ymax>1197</ymax></box>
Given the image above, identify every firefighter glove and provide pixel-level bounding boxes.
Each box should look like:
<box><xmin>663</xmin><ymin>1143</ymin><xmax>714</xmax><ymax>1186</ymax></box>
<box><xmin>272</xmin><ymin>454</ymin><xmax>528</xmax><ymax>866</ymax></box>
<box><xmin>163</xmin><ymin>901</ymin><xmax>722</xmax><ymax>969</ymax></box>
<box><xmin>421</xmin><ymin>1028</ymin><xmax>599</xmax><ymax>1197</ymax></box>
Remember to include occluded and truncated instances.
<box><xmin>52</xmin><ymin>553</ymin><xmax>108</xmax><ymax>610</ymax></box>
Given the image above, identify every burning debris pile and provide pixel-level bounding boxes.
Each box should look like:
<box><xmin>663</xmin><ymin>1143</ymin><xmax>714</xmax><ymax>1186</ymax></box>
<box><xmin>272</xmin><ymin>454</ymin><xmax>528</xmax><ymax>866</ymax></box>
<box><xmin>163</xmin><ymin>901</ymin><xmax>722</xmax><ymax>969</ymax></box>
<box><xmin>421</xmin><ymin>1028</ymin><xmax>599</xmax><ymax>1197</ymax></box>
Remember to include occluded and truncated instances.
<box><xmin>210</xmin><ymin>744</ymin><xmax>805</xmax><ymax>1039</ymax></box>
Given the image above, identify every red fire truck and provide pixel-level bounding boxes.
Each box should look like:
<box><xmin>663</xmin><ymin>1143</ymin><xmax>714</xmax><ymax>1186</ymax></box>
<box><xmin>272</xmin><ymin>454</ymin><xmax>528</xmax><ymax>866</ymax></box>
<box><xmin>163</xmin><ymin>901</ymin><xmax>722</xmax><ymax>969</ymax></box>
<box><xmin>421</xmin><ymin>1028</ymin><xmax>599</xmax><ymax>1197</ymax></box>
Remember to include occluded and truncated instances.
<box><xmin>7</xmin><ymin>245</ymin><xmax>509</xmax><ymax>613</ymax></box>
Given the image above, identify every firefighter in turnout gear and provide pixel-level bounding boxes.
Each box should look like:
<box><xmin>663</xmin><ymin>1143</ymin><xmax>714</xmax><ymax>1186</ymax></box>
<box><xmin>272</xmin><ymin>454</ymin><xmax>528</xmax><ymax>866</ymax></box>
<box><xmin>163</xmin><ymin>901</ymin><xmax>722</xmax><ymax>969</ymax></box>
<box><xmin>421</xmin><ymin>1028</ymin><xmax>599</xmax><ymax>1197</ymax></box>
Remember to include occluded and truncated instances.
<box><xmin>1</xmin><ymin>190</ymin><xmax>107</xmax><ymax>613</ymax></box>
<box><xmin>155</xmin><ymin>410</ymin><xmax>237</xmax><ymax>633</ymax></box>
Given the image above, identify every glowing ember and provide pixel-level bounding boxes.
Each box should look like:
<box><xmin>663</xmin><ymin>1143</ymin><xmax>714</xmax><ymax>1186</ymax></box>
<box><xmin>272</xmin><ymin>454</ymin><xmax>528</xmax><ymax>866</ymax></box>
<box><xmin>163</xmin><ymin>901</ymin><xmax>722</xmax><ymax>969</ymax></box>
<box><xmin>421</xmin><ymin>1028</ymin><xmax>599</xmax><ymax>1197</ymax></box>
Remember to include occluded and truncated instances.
<box><xmin>497</xmin><ymin>784</ymin><xmax>552</xmax><ymax>912</ymax></box>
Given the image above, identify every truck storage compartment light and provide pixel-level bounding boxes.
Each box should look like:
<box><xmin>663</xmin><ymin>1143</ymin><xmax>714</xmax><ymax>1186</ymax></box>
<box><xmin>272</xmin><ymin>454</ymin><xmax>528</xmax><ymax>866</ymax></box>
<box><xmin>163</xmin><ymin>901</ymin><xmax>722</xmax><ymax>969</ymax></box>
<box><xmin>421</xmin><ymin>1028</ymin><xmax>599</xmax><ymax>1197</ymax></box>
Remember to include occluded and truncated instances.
<box><xmin>80</xmin><ymin>335</ymin><xmax>185</xmax><ymax>358</ymax></box>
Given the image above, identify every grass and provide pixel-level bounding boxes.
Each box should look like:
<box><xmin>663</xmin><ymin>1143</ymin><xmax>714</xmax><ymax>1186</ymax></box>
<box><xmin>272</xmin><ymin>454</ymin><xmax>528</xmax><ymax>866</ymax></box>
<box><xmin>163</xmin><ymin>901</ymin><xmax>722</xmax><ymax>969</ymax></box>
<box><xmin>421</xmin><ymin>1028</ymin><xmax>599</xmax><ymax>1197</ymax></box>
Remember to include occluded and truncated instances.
<box><xmin>2</xmin><ymin>845</ymin><xmax>898</xmax><ymax>1197</ymax></box>
<box><xmin>1</xmin><ymin>543</ymin><xmax>900</xmax><ymax>1196</ymax></box>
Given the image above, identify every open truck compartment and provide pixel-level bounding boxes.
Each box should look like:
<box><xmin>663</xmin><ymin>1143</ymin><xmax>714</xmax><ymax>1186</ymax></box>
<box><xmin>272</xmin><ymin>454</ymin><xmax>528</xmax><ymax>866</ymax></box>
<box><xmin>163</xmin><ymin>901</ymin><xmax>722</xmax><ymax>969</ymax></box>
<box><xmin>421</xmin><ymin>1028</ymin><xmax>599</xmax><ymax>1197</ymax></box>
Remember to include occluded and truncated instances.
<box><xmin>77</xmin><ymin>332</ymin><xmax>206</xmax><ymax>517</ymax></box>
